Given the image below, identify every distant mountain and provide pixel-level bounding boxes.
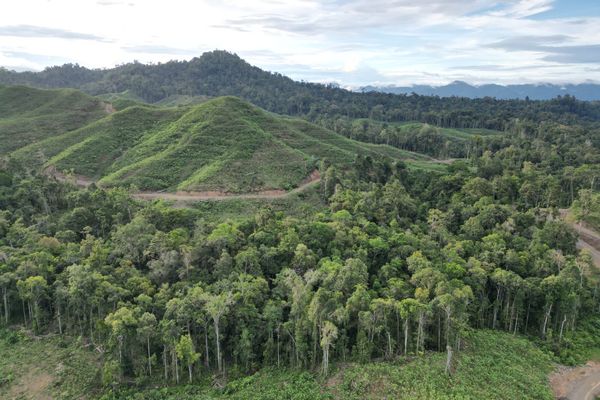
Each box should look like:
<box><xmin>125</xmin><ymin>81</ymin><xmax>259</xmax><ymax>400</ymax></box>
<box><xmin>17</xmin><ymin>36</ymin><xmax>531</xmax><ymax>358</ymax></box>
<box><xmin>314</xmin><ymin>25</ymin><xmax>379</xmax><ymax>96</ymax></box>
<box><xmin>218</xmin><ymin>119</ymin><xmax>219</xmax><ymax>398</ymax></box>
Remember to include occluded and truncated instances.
<box><xmin>361</xmin><ymin>81</ymin><xmax>600</xmax><ymax>101</ymax></box>
<box><xmin>2</xmin><ymin>51</ymin><xmax>600</xmax><ymax>132</ymax></box>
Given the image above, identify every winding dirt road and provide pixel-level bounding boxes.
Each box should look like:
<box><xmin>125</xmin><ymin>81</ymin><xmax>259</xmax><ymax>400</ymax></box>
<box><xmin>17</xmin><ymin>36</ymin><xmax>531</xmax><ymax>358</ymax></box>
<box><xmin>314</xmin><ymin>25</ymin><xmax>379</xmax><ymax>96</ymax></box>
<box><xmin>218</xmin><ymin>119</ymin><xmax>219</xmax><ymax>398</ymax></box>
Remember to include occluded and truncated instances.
<box><xmin>48</xmin><ymin>169</ymin><xmax>321</xmax><ymax>203</ymax></box>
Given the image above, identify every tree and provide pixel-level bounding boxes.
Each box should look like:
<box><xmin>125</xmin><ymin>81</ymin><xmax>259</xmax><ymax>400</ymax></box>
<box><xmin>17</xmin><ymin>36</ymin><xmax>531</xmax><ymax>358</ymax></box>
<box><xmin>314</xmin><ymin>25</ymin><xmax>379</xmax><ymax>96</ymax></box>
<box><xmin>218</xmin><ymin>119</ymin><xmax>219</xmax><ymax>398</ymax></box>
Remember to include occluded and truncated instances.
<box><xmin>320</xmin><ymin>320</ymin><xmax>338</xmax><ymax>376</ymax></box>
<box><xmin>17</xmin><ymin>276</ymin><xmax>48</xmax><ymax>333</ymax></box>
<box><xmin>137</xmin><ymin>312</ymin><xmax>157</xmax><ymax>376</ymax></box>
<box><xmin>105</xmin><ymin>306</ymin><xmax>138</xmax><ymax>369</ymax></box>
<box><xmin>176</xmin><ymin>334</ymin><xmax>200</xmax><ymax>383</ymax></box>
<box><xmin>202</xmin><ymin>291</ymin><xmax>234</xmax><ymax>373</ymax></box>
<box><xmin>0</xmin><ymin>271</ymin><xmax>15</xmax><ymax>325</ymax></box>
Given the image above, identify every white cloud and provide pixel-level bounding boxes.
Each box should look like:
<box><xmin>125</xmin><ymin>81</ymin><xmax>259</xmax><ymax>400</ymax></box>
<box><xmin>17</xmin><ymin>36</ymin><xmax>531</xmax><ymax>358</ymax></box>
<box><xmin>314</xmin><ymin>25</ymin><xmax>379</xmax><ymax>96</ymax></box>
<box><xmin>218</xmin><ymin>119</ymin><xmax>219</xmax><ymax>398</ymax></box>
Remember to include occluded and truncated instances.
<box><xmin>0</xmin><ymin>0</ymin><xmax>598</xmax><ymax>85</ymax></box>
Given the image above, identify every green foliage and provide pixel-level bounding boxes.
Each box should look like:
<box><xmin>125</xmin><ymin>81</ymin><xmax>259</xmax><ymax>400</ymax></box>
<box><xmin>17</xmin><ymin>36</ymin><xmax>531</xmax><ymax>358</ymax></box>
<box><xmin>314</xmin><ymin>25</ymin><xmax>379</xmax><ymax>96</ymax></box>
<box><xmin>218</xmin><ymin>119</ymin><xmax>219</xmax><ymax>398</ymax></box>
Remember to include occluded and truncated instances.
<box><xmin>0</xmin><ymin>85</ymin><xmax>109</xmax><ymax>155</ymax></box>
<box><xmin>5</xmin><ymin>89</ymin><xmax>441</xmax><ymax>192</ymax></box>
<box><xmin>334</xmin><ymin>330</ymin><xmax>554</xmax><ymax>400</ymax></box>
<box><xmin>0</xmin><ymin>328</ymin><xmax>101</xmax><ymax>399</ymax></box>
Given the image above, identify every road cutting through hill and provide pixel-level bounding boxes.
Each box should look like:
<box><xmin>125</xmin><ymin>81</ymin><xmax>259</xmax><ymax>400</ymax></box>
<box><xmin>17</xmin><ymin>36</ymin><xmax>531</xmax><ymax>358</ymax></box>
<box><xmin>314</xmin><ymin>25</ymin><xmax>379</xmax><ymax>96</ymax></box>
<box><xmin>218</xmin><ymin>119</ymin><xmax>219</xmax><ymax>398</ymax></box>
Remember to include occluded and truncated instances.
<box><xmin>48</xmin><ymin>169</ymin><xmax>321</xmax><ymax>202</ymax></box>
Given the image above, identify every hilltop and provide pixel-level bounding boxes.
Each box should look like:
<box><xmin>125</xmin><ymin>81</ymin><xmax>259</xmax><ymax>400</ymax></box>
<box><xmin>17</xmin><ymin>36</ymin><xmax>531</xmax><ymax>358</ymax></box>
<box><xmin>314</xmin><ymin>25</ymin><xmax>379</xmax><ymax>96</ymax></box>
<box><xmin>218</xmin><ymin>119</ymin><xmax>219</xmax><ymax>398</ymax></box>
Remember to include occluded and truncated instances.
<box><xmin>2</xmin><ymin>51</ymin><xmax>600</xmax><ymax>130</ymax></box>
<box><xmin>3</xmin><ymin>86</ymin><xmax>435</xmax><ymax>193</ymax></box>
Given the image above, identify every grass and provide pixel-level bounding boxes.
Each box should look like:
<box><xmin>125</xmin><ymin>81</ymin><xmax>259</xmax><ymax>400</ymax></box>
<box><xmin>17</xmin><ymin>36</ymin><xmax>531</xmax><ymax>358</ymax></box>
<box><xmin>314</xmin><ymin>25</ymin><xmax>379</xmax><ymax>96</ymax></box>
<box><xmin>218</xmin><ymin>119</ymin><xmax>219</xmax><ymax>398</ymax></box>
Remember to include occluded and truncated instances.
<box><xmin>0</xmin><ymin>85</ymin><xmax>109</xmax><ymax>155</ymax></box>
<box><xmin>12</xmin><ymin>93</ymin><xmax>443</xmax><ymax>192</ymax></box>
<box><xmin>99</xmin><ymin>330</ymin><xmax>555</xmax><ymax>400</ymax></box>
<box><xmin>354</xmin><ymin>118</ymin><xmax>503</xmax><ymax>143</ymax></box>
<box><xmin>330</xmin><ymin>330</ymin><xmax>554</xmax><ymax>400</ymax></box>
<box><xmin>0</xmin><ymin>325</ymin><xmax>577</xmax><ymax>400</ymax></box>
<box><xmin>0</xmin><ymin>328</ymin><xmax>102</xmax><ymax>399</ymax></box>
<box><xmin>189</xmin><ymin>181</ymin><xmax>327</xmax><ymax>222</ymax></box>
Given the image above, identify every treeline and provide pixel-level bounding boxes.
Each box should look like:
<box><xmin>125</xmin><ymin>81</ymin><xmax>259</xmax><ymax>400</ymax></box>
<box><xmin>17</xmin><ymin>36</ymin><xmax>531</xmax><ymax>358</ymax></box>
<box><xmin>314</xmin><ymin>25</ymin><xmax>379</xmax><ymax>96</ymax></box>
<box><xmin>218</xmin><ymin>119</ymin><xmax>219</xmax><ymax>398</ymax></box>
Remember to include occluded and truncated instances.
<box><xmin>0</xmin><ymin>130</ymin><xmax>599</xmax><ymax>386</ymax></box>
<box><xmin>2</xmin><ymin>51</ymin><xmax>600</xmax><ymax>132</ymax></box>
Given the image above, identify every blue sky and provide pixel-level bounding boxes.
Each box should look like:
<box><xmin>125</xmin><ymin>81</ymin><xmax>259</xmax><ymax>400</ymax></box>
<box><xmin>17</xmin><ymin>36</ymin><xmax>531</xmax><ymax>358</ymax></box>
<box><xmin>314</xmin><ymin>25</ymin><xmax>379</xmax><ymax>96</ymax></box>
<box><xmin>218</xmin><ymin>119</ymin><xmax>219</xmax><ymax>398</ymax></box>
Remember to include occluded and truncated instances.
<box><xmin>1</xmin><ymin>0</ymin><xmax>599</xmax><ymax>86</ymax></box>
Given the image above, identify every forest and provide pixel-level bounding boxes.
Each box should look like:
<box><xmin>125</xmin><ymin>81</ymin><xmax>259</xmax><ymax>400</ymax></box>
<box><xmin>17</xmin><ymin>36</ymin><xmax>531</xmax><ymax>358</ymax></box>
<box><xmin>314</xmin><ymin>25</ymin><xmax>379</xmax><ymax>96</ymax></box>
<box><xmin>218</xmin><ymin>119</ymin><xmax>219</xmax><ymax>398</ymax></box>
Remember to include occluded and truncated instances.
<box><xmin>1</xmin><ymin>51</ymin><xmax>600</xmax><ymax>399</ymax></box>
<box><xmin>1</xmin><ymin>101</ymin><xmax>600</xmax><ymax>397</ymax></box>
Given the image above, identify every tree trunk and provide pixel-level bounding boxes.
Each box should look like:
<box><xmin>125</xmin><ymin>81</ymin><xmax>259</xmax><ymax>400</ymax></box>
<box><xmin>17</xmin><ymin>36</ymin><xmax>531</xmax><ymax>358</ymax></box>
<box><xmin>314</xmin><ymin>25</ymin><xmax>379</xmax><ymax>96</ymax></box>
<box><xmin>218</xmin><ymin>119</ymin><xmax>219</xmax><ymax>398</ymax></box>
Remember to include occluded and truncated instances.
<box><xmin>559</xmin><ymin>315</ymin><xmax>567</xmax><ymax>344</ymax></box>
<box><xmin>542</xmin><ymin>303</ymin><xmax>553</xmax><ymax>339</ymax></box>
<box><xmin>21</xmin><ymin>300</ymin><xmax>27</xmax><ymax>326</ymax></box>
<box><xmin>322</xmin><ymin>345</ymin><xmax>329</xmax><ymax>376</ymax></box>
<box><xmin>214</xmin><ymin>320</ymin><xmax>222</xmax><ymax>373</ymax></box>
<box><xmin>2</xmin><ymin>287</ymin><xmax>8</xmax><ymax>324</ymax></box>
<box><xmin>57</xmin><ymin>305</ymin><xmax>63</xmax><ymax>335</ymax></box>
<box><xmin>203</xmin><ymin>326</ymin><xmax>210</xmax><ymax>368</ymax></box>
<box><xmin>276</xmin><ymin>328</ymin><xmax>281</xmax><ymax>367</ymax></box>
<box><xmin>445</xmin><ymin>345</ymin><xmax>453</xmax><ymax>375</ymax></box>
<box><xmin>525</xmin><ymin>301</ymin><xmax>531</xmax><ymax>332</ymax></box>
<box><xmin>147</xmin><ymin>337</ymin><xmax>152</xmax><ymax>376</ymax></box>
<box><xmin>404</xmin><ymin>318</ymin><xmax>409</xmax><ymax>356</ymax></box>
<box><xmin>174</xmin><ymin>349</ymin><xmax>179</xmax><ymax>384</ymax></box>
<box><xmin>188</xmin><ymin>364</ymin><xmax>193</xmax><ymax>383</ymax></box>
<box><xmin>163</xmin><ymin>344</ymin><xmax>168</xmax><ymax>381</ymax></box>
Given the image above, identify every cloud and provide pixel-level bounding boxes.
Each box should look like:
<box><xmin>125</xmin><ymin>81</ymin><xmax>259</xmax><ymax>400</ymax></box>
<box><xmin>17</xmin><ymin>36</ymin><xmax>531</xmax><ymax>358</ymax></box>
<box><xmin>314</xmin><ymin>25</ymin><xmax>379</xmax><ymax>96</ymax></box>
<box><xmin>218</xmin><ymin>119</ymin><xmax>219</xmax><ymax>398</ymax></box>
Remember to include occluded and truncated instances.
<box><xmin>96</xmin><ymin>0</ymin><xmax>134</xmax><ymax>6</ymax></box>
<box><xmin>488</xmin><ymin>35</ymin><xmax>600</xmax><ymax>63</ymax></box>
<box><xmin>121</xmin><ymin>44</ymin><xmax>200</xmax><ymax>55</ymax></box>
<box><xmin>449</xmin><ymin>63</ymin><xmax>564</xmax><ymax>71</ymax></box>
<box><xmin>488</xmin><ymin>35</ymin><xmax>572</xmax><ymax>51</ymax></box>
<box><xmin>2</xmin><ymin>50</ymin><xmax>70</xmax><ymax>65</ymax></box>
<box><xmin>0</xmin><ymin>25</ymin><xmax>110</xmax><ymax>42</ymax></box>
<box><xmin>221</xmin><ymin>0</ymin><xmax>502</xmax><ymax>35</ymax></box>
<box><xmin>542</xmin><ymin>45</ymin><xmax>600</xmax><ymax>63</ymax></box>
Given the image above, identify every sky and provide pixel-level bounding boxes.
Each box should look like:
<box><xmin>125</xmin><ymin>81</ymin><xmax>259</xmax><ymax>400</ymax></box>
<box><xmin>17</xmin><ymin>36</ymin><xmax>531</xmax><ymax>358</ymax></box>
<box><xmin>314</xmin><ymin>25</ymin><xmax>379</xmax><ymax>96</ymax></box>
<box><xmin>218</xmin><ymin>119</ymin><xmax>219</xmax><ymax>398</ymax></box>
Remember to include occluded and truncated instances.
<box><xmin>1</xmin><ymin>0</ymin><xmax>600</xmax><ymax>87</ymax></box>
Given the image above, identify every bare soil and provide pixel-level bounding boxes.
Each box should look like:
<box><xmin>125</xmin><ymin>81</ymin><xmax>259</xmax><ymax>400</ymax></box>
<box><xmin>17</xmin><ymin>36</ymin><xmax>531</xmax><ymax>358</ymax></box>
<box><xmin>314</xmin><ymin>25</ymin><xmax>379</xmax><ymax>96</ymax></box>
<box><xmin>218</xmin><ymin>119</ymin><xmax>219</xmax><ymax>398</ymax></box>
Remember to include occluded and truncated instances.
<box><xmin>7</xmin><ymin>368</ymin><xmax>53</xmax><ymax>400</ymax></box>
<box><xmin>550</xmin><ymin>361</ymin><xmax>600</xmax><ymax>400</ymax></box>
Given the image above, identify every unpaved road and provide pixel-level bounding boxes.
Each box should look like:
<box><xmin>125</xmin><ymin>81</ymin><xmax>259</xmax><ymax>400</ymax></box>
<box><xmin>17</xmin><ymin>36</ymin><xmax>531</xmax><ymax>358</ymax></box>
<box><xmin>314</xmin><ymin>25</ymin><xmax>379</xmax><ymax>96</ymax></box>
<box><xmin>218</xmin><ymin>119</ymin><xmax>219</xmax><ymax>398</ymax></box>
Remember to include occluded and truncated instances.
<box><xmin>551</xmin><ymin>362</ymin><xmax>600</xmax><ymax>400</ymax></box>
<box><xmin>559</xmin><ymin>209</ymin><xmax>600</xmax><ymax>269</ymax></box>
<box><xmin>49</xmin><ymin>169</ymin><xmax>321</xmax><ymax>203</ymax></box>
<box><xmin>552</xmin><ymin>211</ymin><xmax>600</xmax><ymax>400</ymax></box>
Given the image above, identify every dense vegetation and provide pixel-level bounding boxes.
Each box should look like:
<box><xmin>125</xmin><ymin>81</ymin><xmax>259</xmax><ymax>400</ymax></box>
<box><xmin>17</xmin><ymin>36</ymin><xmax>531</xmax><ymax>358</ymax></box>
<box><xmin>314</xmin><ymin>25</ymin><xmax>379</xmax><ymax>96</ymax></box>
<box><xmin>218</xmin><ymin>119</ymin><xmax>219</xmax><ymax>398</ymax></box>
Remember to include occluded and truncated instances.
<box><xmin>2</xmin><ymin>327</ymin><xmax>557</xmax><ymax>399</ymax></box>
<box><xmin>3</xmin><ymin>51</ymin><xmax>600</xmax><ymax>131</ymax></box>
<box><xmin>3</xmin><ymin>86</ymin><xmax>438</xmax><ymax>192</ymax></box>
<box><xmin>1</xmin><ymin>52</ymin><xmax>600</xmax><ymax>398</ymax></box>
<box><xmin>1</xmin><ymin>108</ymin><xmax>599</xmax><ymax>397</ymax></box>
<box><xmin>0</xmin><ymin>85</ymin><xmax>110</xmax><ymax>155</ymax></box>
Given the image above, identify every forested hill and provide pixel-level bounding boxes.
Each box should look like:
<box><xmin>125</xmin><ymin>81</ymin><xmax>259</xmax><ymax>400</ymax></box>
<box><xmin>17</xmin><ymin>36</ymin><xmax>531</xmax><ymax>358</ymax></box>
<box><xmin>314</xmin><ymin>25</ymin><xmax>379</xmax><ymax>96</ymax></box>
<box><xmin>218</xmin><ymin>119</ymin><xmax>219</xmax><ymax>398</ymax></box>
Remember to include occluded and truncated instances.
<box><xmin>2</xmin><ymin>51</ymin><xmax>600</xmax><ymax>130</ymax></box>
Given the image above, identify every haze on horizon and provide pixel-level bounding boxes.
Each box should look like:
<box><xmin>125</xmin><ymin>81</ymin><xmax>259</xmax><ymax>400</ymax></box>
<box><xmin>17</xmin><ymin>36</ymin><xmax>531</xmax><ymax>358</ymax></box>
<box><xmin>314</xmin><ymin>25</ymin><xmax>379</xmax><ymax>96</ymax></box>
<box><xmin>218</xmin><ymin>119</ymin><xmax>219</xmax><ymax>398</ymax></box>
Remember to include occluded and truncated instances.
<box><xmin>1</xmin><ymin>0</ymin><xmax>599</xmax><ymax>87</ymax></box>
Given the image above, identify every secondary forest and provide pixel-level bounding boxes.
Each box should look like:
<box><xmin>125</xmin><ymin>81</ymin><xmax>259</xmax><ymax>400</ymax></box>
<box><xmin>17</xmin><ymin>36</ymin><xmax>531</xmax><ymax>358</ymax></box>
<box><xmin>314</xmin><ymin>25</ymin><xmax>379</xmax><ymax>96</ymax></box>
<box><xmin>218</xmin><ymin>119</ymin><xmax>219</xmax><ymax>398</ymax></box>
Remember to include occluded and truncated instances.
<box><xmin>1</xmin><ymin>113</ymin><xmax>600</xmax><ymax>388</ymax></box>
<box><xmin>1</xmin><ymin>52</ymin><xmax>600</xmax><ymax>398</ymax></box>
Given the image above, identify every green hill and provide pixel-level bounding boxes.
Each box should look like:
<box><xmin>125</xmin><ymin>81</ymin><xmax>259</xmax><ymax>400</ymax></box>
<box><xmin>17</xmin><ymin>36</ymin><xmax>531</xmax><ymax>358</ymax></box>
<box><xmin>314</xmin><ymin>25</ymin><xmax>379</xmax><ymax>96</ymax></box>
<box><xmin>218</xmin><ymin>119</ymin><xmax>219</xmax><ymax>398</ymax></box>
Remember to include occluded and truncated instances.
<box><xmin>0</xmin><ymin>85</ymin><xmax>112</xmax><ymax>155</ymax></box>
<box><xmin>4</xmin><ymin>86</ymin><xmax>438</xmax><ymax>192</ymax></box>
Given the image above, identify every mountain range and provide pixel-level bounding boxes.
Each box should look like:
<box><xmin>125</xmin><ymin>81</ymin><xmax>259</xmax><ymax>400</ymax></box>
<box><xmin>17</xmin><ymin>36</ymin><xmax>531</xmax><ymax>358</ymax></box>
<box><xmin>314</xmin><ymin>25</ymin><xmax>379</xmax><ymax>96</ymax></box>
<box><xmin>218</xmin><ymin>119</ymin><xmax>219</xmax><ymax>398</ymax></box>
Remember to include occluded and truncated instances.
<box><xmin>361</xmin><ymin>81</ymin><xmax>600</xmax><ymax>101</ymax></box>
<box><xmin>2</xmin><ymin>51</ymin><xmax>600</xmax><ymax>132</ymax></box>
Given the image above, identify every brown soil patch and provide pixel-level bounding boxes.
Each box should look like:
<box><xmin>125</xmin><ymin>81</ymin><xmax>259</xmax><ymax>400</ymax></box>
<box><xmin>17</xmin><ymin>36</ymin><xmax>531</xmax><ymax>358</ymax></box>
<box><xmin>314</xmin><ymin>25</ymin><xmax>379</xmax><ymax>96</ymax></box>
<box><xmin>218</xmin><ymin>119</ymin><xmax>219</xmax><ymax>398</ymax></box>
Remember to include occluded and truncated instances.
<box><xmin>7</xmin><ymin>368</ymin><xmax>53</xmax><ymax>400</ymax></box>
<box><xmin>102</xmin><ymin>102</ymin><xmax>116</xmax><ymax>114</ymax></box>
<box><xmin>550</xmin><ymin>361</ymin><xmax>600</xmax><ymax>399</ymax></box>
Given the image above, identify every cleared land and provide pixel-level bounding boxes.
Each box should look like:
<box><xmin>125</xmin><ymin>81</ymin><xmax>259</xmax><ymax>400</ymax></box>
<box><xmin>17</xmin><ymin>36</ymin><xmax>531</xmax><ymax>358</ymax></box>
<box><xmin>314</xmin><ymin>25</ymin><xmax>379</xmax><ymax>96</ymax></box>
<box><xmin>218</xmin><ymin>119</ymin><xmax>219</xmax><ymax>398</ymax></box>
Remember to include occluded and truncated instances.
<box><xmin>2</xmin><ymin>86</ymin><xmax>446</xmax><ymax>193</ymax></box>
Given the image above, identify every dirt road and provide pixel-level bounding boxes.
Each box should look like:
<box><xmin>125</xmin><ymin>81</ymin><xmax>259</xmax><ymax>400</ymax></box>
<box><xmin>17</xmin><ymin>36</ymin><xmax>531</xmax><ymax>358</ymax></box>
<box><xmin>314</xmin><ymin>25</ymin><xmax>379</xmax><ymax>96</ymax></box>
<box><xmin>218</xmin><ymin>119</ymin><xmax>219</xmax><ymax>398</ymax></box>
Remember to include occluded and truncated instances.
<box><xmin>49</xmin><ymin>169</ymin><xmax>321</xmax><ymax>203</ymax></box>
<box><xmin>559</xmin><ymin>209</ymin><xmax>600</xmax><ymax>268</ymax></box>
<box><xmin>551</xmin><ymin>362</ymin><xmax>600</xmax><ymax>400</ymax></box>
<box><xmin>551</xmin><ymin>211</ymin><xmax>600</xmax><ymax>399</ymax></box>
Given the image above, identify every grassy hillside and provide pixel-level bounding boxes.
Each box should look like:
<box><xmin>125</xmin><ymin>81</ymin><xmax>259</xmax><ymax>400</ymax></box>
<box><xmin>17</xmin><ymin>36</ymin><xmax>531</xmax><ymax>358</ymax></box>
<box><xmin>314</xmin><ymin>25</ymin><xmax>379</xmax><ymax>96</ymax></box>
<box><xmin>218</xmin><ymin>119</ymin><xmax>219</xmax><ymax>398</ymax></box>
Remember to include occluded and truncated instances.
<box><xmin>1</xmin><ymin>328</ymin><xmax>555</xmax><ymax>400</ymax></box>
<box><xmin>0</xmin><ymin>85</ymin><xmax>111</xmax><ymax>155</ymax></box>
<box><xmin>35</xmin><ymin>96</ymin><xmax>439</xmax><ymax>192</ymax></box>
